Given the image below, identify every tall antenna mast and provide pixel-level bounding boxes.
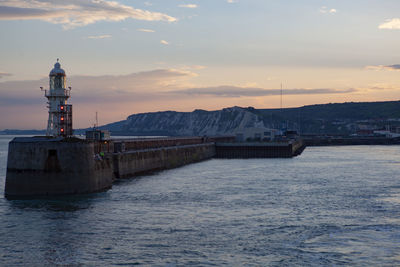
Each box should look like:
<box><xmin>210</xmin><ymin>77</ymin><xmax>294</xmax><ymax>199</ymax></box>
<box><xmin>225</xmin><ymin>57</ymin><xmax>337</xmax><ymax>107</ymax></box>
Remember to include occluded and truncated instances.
<box><xmin>95</xmin><ymin>111</ymin><xmax>98</xmax><ymax>129</ymax></box>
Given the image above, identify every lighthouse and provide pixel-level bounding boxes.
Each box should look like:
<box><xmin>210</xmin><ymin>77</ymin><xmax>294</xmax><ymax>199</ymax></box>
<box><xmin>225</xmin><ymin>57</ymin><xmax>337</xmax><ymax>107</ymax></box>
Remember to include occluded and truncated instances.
<box><xmin>43</xmin><ymin>60</ymin><xmax>73</xmax><ymax>137</ymax></box>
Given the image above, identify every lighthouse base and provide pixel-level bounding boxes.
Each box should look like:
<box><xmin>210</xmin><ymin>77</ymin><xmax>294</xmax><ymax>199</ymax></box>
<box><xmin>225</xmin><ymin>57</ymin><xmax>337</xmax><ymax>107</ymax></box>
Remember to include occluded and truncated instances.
<box><xmin>5</xmin><ymin>137</ymin><xmax>113</xmax><ymax>199</ymax></box>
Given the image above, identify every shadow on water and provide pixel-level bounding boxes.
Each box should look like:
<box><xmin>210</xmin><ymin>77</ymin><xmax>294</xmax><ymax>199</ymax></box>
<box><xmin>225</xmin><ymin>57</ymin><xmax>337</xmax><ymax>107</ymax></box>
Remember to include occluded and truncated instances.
<box><xmin>5</xmin><ymin>191</ymin><xmax>109</xmax><ymax>212</ymax></box>
<box><xmin>0</xmin><ymin>191</ymin><xmax>113</xmax><ymax>265</ymax></box>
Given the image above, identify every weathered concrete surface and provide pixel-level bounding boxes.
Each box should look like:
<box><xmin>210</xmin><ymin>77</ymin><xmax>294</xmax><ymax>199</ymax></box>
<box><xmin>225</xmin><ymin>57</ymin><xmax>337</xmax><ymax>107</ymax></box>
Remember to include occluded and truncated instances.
<box><xmin>5</xmin><ymin>137</ymin><xmax>113</xmax><ymax>198</ymax></box>
<box><xmin>113</xmin><ymin>143</ymin><xmax>216</xmax><ymax>179</ymax></box>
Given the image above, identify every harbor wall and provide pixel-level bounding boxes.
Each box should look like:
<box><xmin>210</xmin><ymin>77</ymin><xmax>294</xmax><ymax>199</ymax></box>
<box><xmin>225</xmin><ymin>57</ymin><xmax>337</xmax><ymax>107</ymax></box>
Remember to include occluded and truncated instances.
<box><xmin>5</xmin><ymin>137</ymin><xmax>216</xmax><ymax>198</ymax></box>
<box><xmin>5</xmin><ymin>137</ymin><xmax>113</xmax><ymax>198</ymax></box>
<box><xmin>112</xmin><ymin>143</ymin><xmax>215</xmax><ymax>179</ymax></box>
<box><xmin>5</xmin><ymin>136</ymin><xmax>301</xmax><ymax>198</ymax></box>
<box><xmin>303</xmin><ymin>136</ymin><xmax>400</xmax><ymax>146</ymax></box>
<box><xmin>215</xmin><ymin>139</ymin><xmax>305</xmax><ymax>158</ymax></box>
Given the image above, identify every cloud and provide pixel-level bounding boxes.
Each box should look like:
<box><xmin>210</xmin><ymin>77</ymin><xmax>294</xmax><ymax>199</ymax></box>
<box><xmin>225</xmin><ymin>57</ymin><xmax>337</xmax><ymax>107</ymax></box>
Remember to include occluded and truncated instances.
<box><xmin>0</xmin><ymin>68</ymin><xmax>200</xmax><ymax>128</ymax></box>
<box><xmin>87</xmin><ymin>34</ymin><xmax>112</xmax><ymax>39</ymax></box>
<box><xmin>366</xmin><ymin>64</ymin><xmax>400</xmax><ymax>71</ymax></box>
<box><xmin>379</xmin><ymin>18</ymin><xmax>400</xmax><ymax>29</ymax></box>
<box><xmin>183</xmin><ymin>65</ymin><xmax>206</xmax><ymax>70</ymax></box>
<box><xmin>169</xmin><ymin>86</ymin><xmax>356</xmax><ymax>98</ymax></box>
<box><xmin>320</xmin><ymin>6</ymin><xmax>337</xmax><ymax>14</ymax></box>
<box><xmin>160</xmin><ymin>40</ymin><xmax>169</xmax><ymax>45</ymax></box>
<box><xmin>227</xmin><ymin>0</ymin><xmax>237</xmax><ymax>3</ymax></box>
<box><xmin>366</xmin><ymin>83</ymin><xmax>399</xmax><ymax>91</ymax></box>
<box><xmin>0</xmin><ymin>69</ymin><xmax>363</xmax><ymax>129</ymax></box>
<box><xmin>0</xmin><ymin>0</ymin><xmax>177</xmax><ymax>29</ymax></box>
<box><xmin>0</xmin><ymin>72</ymin><xmax>12</xmax><ymax>79</ymax></box>
<box><xmin>0</xmin><ymin>68</ymin><xmax>197</xmax><ymax>127</ymax></box>
<box><xmin>137</xmin><ymin>28</ymin><xmax>155</xmax><ymax>33</ymax></box>
<box><xmin>178</xmin><ymin>4</ymin><xmax>198</xmax><ymax>8</ymax></box>
<box><xmin>385</xmin><ymin>64</ymin><xmax>400</xmax><ymax>70</ymax></box>
<box><xmin>0</xmin><ymin>69</ymin><xmax>196</xmax><ymax>105</ymax></box>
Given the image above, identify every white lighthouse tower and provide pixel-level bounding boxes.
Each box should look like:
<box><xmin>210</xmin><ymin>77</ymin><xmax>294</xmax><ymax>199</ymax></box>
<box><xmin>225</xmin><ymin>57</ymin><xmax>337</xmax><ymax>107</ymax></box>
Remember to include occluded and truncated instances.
<box><xmin>43</xmin><ymin>60</ymin><xmax>73</xmax><ymax>137</ymax></box>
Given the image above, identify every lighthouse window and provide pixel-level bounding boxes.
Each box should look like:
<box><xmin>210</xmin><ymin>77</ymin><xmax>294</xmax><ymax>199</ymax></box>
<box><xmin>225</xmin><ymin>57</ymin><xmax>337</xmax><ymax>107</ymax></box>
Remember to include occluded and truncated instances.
<box><xmin>55</xmin><ymin>77</ymin><xmax>61</xmax><ymax>88</ymax></box>
<box><xmin>49</xmin><ymin>76</ymin><xmax>66</xmax><ymax>89</ymax></box>
<box><xmin>49</xmin><ymin>76</ymin><xmax>54</xmax><ymax>89</ymax></box>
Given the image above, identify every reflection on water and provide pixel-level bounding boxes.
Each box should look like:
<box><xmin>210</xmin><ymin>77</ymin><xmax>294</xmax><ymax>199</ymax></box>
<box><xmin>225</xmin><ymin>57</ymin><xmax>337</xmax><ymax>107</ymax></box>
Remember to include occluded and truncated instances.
<box><xmin>8</xmin><ymin>196</ymin><xmax>94</xmax><ymax>212</ymax></box>
<box><xmin>0</xmin><ymin>135</ymin><xmax>400</xmax><ymax>265</ymax></box>
<box><xmin>381</xmin><ymin>190</ymin><xmax>400</xmax><ymax>204</ymax></box>
<box><xmin>2</xmin><ymin>193</ymin><xmax>103</xmax><ymax>265</ymax></box>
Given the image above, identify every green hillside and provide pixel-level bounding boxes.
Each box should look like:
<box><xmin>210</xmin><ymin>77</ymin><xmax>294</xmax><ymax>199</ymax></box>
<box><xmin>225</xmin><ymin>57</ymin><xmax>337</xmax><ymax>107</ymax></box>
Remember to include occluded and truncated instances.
<box><xmin>256</xmin><ymin>101</ymin><xmax>400</xmax><ymax>134</ymax></box>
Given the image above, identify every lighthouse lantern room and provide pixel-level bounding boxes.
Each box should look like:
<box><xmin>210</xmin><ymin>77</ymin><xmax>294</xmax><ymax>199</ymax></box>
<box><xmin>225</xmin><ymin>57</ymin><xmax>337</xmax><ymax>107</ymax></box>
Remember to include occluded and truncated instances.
<box><xmin>43</xmin><ymin>60</ymin><xmax>73</xmax><ymax>137</ymax></box>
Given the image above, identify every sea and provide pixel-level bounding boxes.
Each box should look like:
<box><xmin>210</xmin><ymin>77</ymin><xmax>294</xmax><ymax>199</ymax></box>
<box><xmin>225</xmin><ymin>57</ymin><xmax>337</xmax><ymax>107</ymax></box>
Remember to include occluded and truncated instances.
<box><xmin>0</xmin><ymin>135</ymin><xmax>400</xmax><ymax>266</ymax></box>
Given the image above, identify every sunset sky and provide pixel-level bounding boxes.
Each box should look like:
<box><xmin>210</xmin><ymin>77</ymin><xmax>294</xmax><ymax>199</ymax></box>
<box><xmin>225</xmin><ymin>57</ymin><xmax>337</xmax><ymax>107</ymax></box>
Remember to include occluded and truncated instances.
<box><xmin>1</xmin><ymin>0</ymin><xmax>400</xmax><ymax>129</ymax></box>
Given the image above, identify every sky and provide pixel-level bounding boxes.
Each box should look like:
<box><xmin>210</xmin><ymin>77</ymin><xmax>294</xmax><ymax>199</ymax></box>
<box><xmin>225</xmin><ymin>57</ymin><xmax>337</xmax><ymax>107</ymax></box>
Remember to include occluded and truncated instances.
<box><xmin>0</xmin><ymin>0</ymin><xmax>400</xmax><ymax>129</ymax></box>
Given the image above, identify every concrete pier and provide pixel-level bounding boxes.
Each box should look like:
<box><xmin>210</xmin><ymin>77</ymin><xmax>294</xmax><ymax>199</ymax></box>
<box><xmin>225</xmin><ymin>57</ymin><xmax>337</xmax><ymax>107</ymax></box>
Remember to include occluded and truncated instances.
<box><xmin>5</xmin><ymin>137</ymin><xmax>113</xmax><ymax>199</ymax></box>
<box><xmin>112</xmin><ymin>143</ymin><xmax>215</xmax><ymax>179</ymax></box>
<box><xmin>303</xmin><ymin>136</ymin><xmax>400</xmax><ymax>146</ymax></box>
<box><xmin>215</xmin><ymin>139</ymin><xmax>305</xmax><ymax>158</ymax></box>
<box><xmin>5</xmin><ymin>136</ymin><xmax>305</xmax><ymax>199</ymax></box>
<box><xmin>5</xmin><ymin>137</ymin><xmax>219</xmax><ymax>199</ymax></box>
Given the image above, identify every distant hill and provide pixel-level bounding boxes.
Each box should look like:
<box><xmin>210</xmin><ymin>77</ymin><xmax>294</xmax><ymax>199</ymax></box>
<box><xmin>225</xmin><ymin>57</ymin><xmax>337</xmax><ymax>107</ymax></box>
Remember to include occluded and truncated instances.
<box><xmin>98</xmin><ymin>107</ymin><xmax>264</xmax><ymax>136</ymax></box>
<box><xmin>4</xmin><ymin>101</ymin><xmax>400</xmax><ymax>136</ymax></box>
<box><xmin>257</xmin><ymin>101</ymin><xmax>400</xmax><ymax>135</ymax></box>
<box><xmin>259</xmin><ymin>101</ymin><xmax>400</xmax><ymax>121</ymax></box>
<box><xmin>99</xmin><ymin>100</ymin><xmax>400</xmax><ymax>136</ymax></box>
<box><xmin>0</xmin><ymin>129</ymin><xmax>45</xmax><ymax>135</ymax></box>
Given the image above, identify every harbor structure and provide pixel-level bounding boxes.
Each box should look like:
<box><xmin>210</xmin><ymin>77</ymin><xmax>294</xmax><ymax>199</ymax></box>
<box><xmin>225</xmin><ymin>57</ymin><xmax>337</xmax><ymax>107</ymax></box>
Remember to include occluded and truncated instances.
<box><xmin>86</xmin><ymin>129</ymin><xmax>110</xmax><ymax>141</ymax></box>
<box><xmin>5</xmin><ymin>62</ymin><xmax>113</xmax><ymax>198</ymax></box>
<box><xmin>4</xmin><ymin>62</ymin><xmax>219</xmax><ymax>198</ymax></box>
<box><xmin>86</xmin><ymin>111</ymin><xmax>110</xmax><ymax>141</ymax></box>
<box><xmin>4</xmin><ymin>62</ymin><xmax>305</xmax><ymax>199</ymax></box>
<box><xmin>235</xmin><ymin>127</ymin><xmax>280</xmax><ymax>142</ymax></box>
<box><xmin>215</xmin><ymin>140</ymin><xmax>305</xmax><ymax>158</ymax></box>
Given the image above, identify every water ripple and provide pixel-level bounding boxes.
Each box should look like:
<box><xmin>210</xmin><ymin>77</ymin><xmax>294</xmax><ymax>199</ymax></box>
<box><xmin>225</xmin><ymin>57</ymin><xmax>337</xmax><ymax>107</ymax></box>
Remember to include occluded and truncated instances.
<box><xmin>0</xmin><ymin>136</ymin><xmax>400</xmax><ymax>265</ymax></box>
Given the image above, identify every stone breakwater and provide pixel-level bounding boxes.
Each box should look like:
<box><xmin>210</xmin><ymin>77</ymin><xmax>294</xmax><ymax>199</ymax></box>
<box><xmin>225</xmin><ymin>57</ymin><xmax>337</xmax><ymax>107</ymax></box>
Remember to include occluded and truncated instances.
<box><xmin>5</xmin><ymin>137</ymin><xmax>113</xmax><ymax>198</ymax></box>
<box><xmin>215</xmin><ymin>140</ymin><xmax>305</xmax><ymax>158</ymax></box>
<box><xmin>113</xmin><ymin>143</ymin><xmax>216</xmax><ymax>179</ymax></box>
<box><xmin>4</xmin><ymin>137</ymin><xmax>222</xmax><ymax>199</ymax></box>
<box><xmin>4</xmin><ymin>136</ymin><xmax>304</xmax><ymax>199</ymax></box>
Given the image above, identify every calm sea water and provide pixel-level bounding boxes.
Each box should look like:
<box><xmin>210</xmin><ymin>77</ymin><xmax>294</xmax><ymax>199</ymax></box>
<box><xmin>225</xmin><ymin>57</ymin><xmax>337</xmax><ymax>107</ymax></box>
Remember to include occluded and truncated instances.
<box><xmin>0</xmin><ymin>135</ymin><xmax>400</xmax><ymax>266</ymax></box>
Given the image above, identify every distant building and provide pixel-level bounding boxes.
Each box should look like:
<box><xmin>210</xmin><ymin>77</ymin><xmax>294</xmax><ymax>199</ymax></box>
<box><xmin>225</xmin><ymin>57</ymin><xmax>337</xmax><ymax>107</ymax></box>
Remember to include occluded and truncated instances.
<box><xmin>356</xmin><ymin>129</ymin><xmax>374</xmax><ymax>136</ymax></box>
<box><xmin>235</xmin><ymin>127</ymin><xmax>280</xmax><ymax>142</ymax></box>
<box><xmin>86</xmin><ymin>129</ymin><xmax>110</xmax><ymax>141</ymax></box>
<box><xmin>373</xmin><ymin>130</ymin><xmax>400</xmax><ymax>138</ymax></box>
<box><xmin>284</xmin><ymin>130</ymin><xmax>299</xmax><ymax>139</ymax></box>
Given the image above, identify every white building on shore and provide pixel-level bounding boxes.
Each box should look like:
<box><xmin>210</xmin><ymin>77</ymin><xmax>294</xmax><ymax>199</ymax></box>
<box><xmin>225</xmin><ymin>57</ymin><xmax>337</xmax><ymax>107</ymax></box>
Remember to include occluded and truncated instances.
<box><xmin>235</xmin><ymin>127</ymin><xmax>281</xmax><ymax>142</ymax></box>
